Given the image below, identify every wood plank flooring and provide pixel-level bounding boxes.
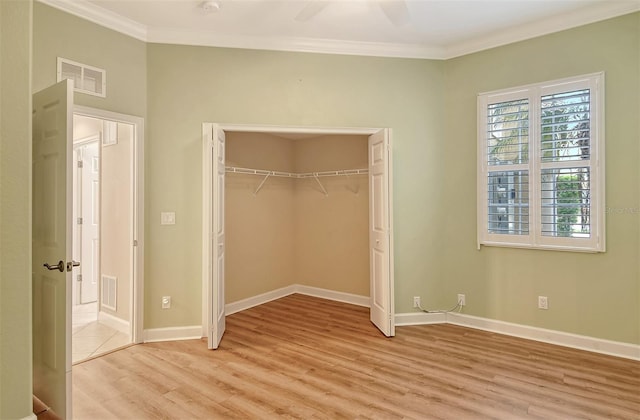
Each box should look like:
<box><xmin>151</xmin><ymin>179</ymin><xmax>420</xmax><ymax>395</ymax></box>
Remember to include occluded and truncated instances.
<box><xmin>73</xmin><ymin>294</ymin><xmax>640</xmax><ymax>419</ymax></box>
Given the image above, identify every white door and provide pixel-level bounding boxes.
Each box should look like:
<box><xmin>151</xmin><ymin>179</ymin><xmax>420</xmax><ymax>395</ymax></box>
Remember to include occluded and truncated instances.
<box><xmin>32</xmin><ymin>79</ymin><xmax>74</xmax><ymax>418</ymax></box>
<box><xmin>368</xmin><ymin>129</ymin><xmax>395</xmax><ymax>337</ymax></box>
<box><xmin>73</xmin><ymin>141</ymin><xmax>100</xmax><ymax>304</ymax></box>
<box><xmin>203</xmin><ymin>123</ymin><xmax>226</xmax><ymax>349</ymax></box>
<box><xmin>79</xmin><ymin>141</ymin><xmax>100</xmax><ymax>303</ymax></box>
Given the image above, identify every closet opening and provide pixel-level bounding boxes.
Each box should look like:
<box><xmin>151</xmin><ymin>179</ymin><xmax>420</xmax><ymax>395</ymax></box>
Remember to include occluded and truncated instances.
<box><xmin>202</xmin><ymin>124</ymin><xmax>394</xmax><ymax>349</ymax></box>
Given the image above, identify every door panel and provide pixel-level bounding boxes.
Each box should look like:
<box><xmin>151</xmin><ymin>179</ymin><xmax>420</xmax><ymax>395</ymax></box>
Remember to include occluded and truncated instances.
<box><xmin>213</xmin><ymin>130</ymin><xmax>226</xmax><ymax>348</ymax></box>
<box><xmin>368</xmin><ymin>129</ymin><xmax>394</xmax><ymax>337</ymax></box>
<box><xmin>33</xmin><ymin>79</ymin><xmax>73</xmax><ymax>418</ymax></box>
<box><xmin>203</xmin><ymin>123</ymin><xmax>226</xmax><ymax>349</ymax></box>
<box><xmin>81</xmin><ymin>142</ymin><xmax>99</xmax><ymax>303</ymax></box>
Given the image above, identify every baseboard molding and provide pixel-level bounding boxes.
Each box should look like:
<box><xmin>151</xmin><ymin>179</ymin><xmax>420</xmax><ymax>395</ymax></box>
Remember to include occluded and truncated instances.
<box><xmin>395</xmin><ymin>311</ymin><xmax>446</xmax><ymax>326</ymax></box>
<box><xmin>143</xmin><ymin>326</ymin><xmax>203</xmax><ymax>343</ymax></box>
<box><xmin>395</xmin><ymin>310</ymin><xmax>638</xmax><ymax>360</ymax></box>
<box><xmin>225</xmin><ymin>285</ymin><xmax>296</xmax><ymax>315</ymax></box>
<box><xmin>446</xmin><ymin>313</ymin><xmax>640</xmax><ymax>361</ymax></box>
<box><xmin>225</xmin><ymin>284</ymin><xmax>369</xmax><ymax>315</ymax></box>
<box><xmin>294</xmin><ymin>285</ymin><xmax>369</xmax><ymax>307</ymax></box>
<box><xmin>189</xmin><ymin>287</ymin><xmax>639</xmax><ymax>361</ymax></box>
<box><xmin>98</xmin><ymin>311</ymin><xmax>130</xmax><ymax>335</ymax></box>
<box><xmin>21</xmin><ymin>414</ymin><xmax>37</xmax><ymax>420</ymax></box>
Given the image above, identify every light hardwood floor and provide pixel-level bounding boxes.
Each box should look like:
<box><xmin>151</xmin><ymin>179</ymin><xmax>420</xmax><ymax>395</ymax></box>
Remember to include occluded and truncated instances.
<box><xmin>73</xmin><ymin>294</ymin><xmax>639</xmax><ymax>419</ymax></box>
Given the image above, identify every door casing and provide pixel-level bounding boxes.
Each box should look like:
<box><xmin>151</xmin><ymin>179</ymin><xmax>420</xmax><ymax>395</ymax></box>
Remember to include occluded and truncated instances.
<box><xmin>73</xmin><ymin>105</ymin><xmax>145</xmax><ymax>344</ymax></box>
<box><xmin>201</xmin><ymin>123</ymin><xmax>395</xmax><ymax>341</ymax></box>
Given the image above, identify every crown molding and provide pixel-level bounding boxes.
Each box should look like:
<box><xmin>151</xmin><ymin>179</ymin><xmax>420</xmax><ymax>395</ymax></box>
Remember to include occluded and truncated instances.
<box><xmin>146</xmin><ymin>27</ymin><xmax>445</xmax><ymax>59</ymax></box>
<box><xmin>37</xmin><ymin>0</ymin><xmax>147</xmax><ymax>42</ymax></box>
<box><xmin>38</xmin><ymin>0</ymin><xmax>640</xmax><ymax>60</ymax></box>
<box><xmin>443</xmin><ymin>0</ymin><xmax>640</xmax><ymax>59</ymax></box>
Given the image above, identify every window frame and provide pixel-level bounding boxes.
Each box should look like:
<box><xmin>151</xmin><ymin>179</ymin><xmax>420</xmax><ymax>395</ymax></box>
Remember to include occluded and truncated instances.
<box><xmin>477</xmin><ymin>73</ymin><xmax>605</xmax><ymax>253</ymax></box>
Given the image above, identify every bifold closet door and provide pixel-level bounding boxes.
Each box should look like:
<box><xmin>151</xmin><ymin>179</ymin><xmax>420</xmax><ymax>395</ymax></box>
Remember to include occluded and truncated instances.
<box><xmin>369</xmin><ymin>129</ymin><xmax>395</xmax><ymax>337</ymax></box>
<box><xmin>203</xmin><ymin>123</ymin><xmax>226</xmax><ymax>349</ymax></box>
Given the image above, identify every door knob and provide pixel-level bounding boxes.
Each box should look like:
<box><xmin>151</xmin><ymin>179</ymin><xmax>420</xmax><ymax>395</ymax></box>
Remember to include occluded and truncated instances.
<box><xmin>66</xmin><ymin>260</ymin><xmax>80</xmax><ymax>272</ymax></box>
<box><xmin>44</xmin><ymin>260</ymin><xmax>65</xmax><ymax>272</ymax></box>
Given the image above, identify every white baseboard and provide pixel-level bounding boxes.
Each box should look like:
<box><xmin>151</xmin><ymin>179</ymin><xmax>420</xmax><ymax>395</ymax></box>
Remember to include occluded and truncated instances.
<box><xmin>225</xmin><ymin>285</ymin><xmax>296</xmax><ymax>315</ymax></box>
<box><xmin>446</xmin><ymin>312</ymin><xmax>640</xmax><ymax>361</ymax></box>
<box><xmin>395</xmin><ymin>311</ymin><xmax>446</xmax><ymax>326</ymax></box>
<box><xmin>98</xmin><ymin>311</ymin><xmax>130</xmax><ymax>335</ymax></box>
<box><xmin>20</xmin><ymin>414</ymin><xmax>37</xmax><ymax>420</ymax></box>
<box><xmin>191</xmin><ymin>287</ymin><xmax>640</xmax><ymax>361</ymax></box>
<box><xmin>294</xmin><ymin>285</ymin><xmax>369</xmax><ymax>307</ymax></box>
<box><xmin>225</xmin><ymin>284</ymin><xmax>369</xmax><ymax>315</ymax></box>
<box><xmin>143</xmin><ymin>326</ymin><xmax>203</xmax><ymax>343</ymax></box>
<box><xmin>395</xmin><ymin>309</ymin><xmax>639</xmax><ymax>360</ymax></box>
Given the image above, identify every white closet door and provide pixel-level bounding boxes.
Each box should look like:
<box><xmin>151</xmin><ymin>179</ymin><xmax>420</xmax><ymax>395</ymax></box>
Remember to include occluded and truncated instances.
<box><xmin>368</xmin><ymin>129</ymin><xmax>395</xmax><ymax>337</ymax></box>
<box><xmin>203</xmin><ymin>123</ymin><xmax>226</xmax><ymax>349</ymax></box>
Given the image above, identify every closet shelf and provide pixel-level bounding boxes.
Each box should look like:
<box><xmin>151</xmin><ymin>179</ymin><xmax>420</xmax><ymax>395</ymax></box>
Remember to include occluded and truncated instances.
<box><xmin>226</xmin><ymin>166</ymin><xmax>368</xmax><ymax>196</ymax></box>
<box><xmin>225</xmin><ymin>166</ymin><xmax>368</xmax><ymax>179</ymax></box>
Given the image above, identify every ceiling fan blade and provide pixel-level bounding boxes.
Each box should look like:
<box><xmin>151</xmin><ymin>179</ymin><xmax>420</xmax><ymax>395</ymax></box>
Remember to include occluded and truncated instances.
<box><xmin>295</xmin><ymin>1</ymin><xmax>330</xmax><ymax>22</ymax></box>
<box><xmin>379</xmin><ymin>0</ymin><xmax>410</xmax><ymax>26</ymax></box>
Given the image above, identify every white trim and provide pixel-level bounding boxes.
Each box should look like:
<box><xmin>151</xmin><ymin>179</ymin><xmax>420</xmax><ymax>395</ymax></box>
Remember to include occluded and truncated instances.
<box><xmin>478</xmin><ymin>73</ymin><xmax>605</xmax><ymax>253</ymax></box>
<box><xmin>443</xmin><ymin>1</ymin><xmax>640</xmax><ymax>59</ymax></box>
<box><xmin>446</xmin><ymin>313</ymin><xmax>640</xmax><ymax>361</ymax></box>
<box><xmin>36</xmin><ymin>0</ymin><xmax>640</xmax><ymax>59</ymax></box>
<box><xmin>152</xmin><ymin>283</ymin><xmax>640</xmax><ymax>361</ymax></box>
<box><xmin>394</xmin><ymin>310</ymin><xmax>639</xmax><ymax>361</ymax></box>
<box><xmin>73</xmin><ymin>133</ymin><xmax>100</xmax><ymax>147</ymax></box>
<box><xmin>97</xmin><ymin>311</ymin><xmax>130</xmax><ymax>336</ymax></box>
<box><xmin>147</xmin><ymin>29</ymin><xmax>444</xmax><ymax>60</ymax></box>
<box><xmin>226</xmin><ymin>285</ymin><xmax>297</xmax><ymax>315</ymax></box>
<box><xmin>294</xmin><ymin>285</ymin><xmax>369</xmax><ymax>308</ymax></box>
<box><xmin>143</xmin><ymin>326</ymin><xmax>203</xmax><ymax>343</ymax></box>
<box><xmin>20</xmin><ymin>414</ymin><xmax>37</xmax><ymax>420</ymax></box>
<box><xmin>202</xmin><ymin>122</ymin><xmax>394</xmax><ymax>342</ymax></box>
<box><xmin>225</xmin><ymin>284</ymin><xmax>369</xmax><ymax>316</ymax></box>
<box><xmin>74</xmin><ymin>105</ymin><xmax>145</xmax><ymax>345</ymax></box>
<box><xmin>218</xmin><ymin>123</ymin><xmax>381</xmax><ymax>136</ymax></box>
<box><xmin>395</xmin><ymin>312</ymin><xmax>446</xmax><ymax>326</ymax></box>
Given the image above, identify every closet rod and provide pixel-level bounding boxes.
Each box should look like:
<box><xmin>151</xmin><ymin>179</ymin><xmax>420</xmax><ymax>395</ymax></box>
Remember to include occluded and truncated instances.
<box><xmin>225</xmin><ymin>166</ymin><xmax>368</xmax><ymax>179</ymax></box>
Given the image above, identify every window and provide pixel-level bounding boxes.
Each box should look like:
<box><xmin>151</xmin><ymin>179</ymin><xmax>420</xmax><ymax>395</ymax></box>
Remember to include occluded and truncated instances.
<box><xmin>478</xmin><ymin>73</ymin><xmax>605</xmax><ymax>252</ymax></box>
<box><xmin>57</xmin><ymin>57</ymin><xmax>106</xmax><ymax>98</ymax></box>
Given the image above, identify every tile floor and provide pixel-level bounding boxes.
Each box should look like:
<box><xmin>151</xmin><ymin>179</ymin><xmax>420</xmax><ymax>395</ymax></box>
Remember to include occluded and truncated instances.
<box><xmin>72</xmin><ymin>302</ymin><xmax>130</xmax><ymax>364</ymax></box>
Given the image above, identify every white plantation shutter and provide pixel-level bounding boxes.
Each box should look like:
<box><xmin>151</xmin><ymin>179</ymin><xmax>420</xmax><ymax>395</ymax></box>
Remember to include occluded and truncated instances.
<box><xmin>478</xmin><ymin>73</ymin><xmax>605</xmax><ymax>252</ymax></box>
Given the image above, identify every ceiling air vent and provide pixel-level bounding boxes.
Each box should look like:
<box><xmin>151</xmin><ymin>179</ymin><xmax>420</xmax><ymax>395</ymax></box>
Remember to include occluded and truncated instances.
<box><xmin>57</xmin><ymin>57</ymin><xmax>106</xmax><ymax>98</ymax></box>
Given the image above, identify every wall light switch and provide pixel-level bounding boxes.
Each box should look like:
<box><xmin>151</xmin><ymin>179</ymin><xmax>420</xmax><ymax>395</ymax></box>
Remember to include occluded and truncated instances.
<box><xmin>161</xmin><ymin>212</ymin><xmax>176</xmax><ymax>225</ymax></box>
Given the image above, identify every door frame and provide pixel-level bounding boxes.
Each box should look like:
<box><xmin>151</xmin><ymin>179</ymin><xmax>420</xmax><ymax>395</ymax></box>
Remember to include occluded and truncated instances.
<box><xmin>74</xmin><ymin>105</ymin><xmax>145</xmax><ymax>344</ymax></box>
<box><xmin>201</xmin><ymin>123</ymin><xmax>394</xmax><ymax>338</ymax></box>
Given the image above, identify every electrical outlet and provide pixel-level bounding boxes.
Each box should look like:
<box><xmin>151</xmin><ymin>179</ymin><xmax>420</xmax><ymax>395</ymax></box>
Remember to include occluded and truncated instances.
<box><xmin>413</xmin><ymin>296</ymin><xmax>421</xmax><ymax>308</ymax></box>
<box><xmin>538</xmin><ymin>296</ymin><xmax>548</xmax><ymax>310</ymax></box>
<box><xmin>162</xmin><ymin>296</ymin><xmax>171</xmax><ymax>309</ymax></box>
<box><xmin>457</xmin><ymin>294</ymin><xmax>466</xmax><ymax>306</ymax></box>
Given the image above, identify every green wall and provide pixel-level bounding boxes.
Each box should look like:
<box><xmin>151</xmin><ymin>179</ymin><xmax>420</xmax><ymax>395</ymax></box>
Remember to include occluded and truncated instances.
<box><xmin>146</xmin><ymin>45</ymin><xmax>446</xmax><ymax>328</ymax></box>
<box><xmin>442</xmin><ymin>13</ymin><xmax>640</xmax><ymax>343</ymax></box>
<box><xmin>33</xmin><ymin>2</ymin><xmax>146</xmax><ymax>117</ymax></box>
<box><xmin>30</xmin><ymin>4</ymin><xmax>639</xmax><ymax>346</ymax></box>
<box><xmin>0</xmin><ymin>1</ymin><xmax>33</xmax><ymax>418</ymax></box>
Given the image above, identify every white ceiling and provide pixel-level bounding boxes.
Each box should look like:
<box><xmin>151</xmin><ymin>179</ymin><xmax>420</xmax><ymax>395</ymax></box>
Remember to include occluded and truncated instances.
<box><xmin>40</xmin><ymin>0</ymin><xmax>640</xmax><ymax>58</ymax></box>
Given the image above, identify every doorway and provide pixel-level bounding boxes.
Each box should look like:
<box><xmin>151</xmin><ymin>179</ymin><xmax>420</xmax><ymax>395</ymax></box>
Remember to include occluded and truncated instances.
<box><xmin>71</xmin><ymin>109</ymin><xmax>145</xmax><ymax>363</ymax></box>
<box><xmin>202</xmin><ymin>124</ymin><xmax>395</xmax><ymax>349</ymax></box>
